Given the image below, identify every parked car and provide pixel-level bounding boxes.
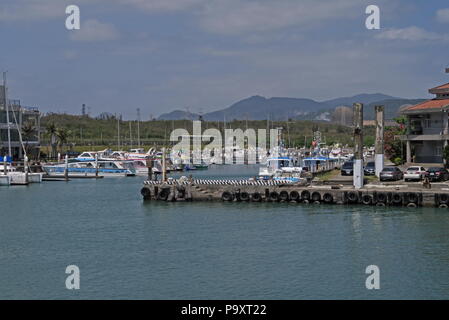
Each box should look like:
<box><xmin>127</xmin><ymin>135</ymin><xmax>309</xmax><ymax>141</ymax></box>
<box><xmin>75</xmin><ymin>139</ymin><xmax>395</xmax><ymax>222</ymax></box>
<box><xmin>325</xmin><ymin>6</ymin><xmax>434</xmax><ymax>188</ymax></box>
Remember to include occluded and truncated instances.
<box><xmin>341</xmin><ymin>161</ymin><xmax>354</xmax><ymax>176</ymax></box>
<box><xmin>426</xmin><ymin>167</ymin><xmax>449</xmax><ymax>182</ymax></box>
<box><xmin>404</xmin><ymin>166</ymin><xmax>427</xmax><ymax>182</ymax></box>
<box><xmin>364</xmin><ymin>161</ymin><xmax>375</xmax><ymax>175</ymax></box>
<box><xmin>379</xmin><ymin>167</ymin><xmax>403</xmax><ymax>181</ymax></box>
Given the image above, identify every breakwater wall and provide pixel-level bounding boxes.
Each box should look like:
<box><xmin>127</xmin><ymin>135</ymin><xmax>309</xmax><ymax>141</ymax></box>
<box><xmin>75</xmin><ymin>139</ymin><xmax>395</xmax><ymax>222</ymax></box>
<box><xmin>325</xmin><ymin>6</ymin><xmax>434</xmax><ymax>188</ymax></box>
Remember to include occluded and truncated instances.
<box><xmin>140</xmin><ymin>179</ymin><xmax>449</xmax><ymax>208</ymax></box>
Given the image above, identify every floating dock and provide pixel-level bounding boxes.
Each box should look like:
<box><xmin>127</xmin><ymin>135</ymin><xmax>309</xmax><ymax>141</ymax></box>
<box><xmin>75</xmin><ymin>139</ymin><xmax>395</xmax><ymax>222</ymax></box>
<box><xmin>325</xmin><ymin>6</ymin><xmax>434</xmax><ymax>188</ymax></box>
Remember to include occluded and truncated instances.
<box><xmin>140</xmin><ymin>179</ymin><xmax>449</xmax><ymax>208</ymax></box>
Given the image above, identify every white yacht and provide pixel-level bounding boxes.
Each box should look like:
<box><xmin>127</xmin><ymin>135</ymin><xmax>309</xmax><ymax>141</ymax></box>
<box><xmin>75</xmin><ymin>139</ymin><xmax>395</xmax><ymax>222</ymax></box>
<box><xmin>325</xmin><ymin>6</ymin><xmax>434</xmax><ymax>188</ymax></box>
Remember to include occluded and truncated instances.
<box><xmin>42</xmin><ymin>159</ymin><xmax>136</xmax><ymax>177</ymax></box>
<box><xmin>258</xmin><ymin>157</ymin><xmax>303</xmax><ymax>181</ymax></box>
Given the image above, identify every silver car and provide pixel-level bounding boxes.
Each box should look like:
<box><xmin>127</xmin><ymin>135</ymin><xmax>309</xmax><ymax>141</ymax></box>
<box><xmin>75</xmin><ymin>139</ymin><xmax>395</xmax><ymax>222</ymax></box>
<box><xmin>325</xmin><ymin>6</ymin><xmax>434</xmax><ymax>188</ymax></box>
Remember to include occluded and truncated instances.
<box><xmin>404</xmin><ymin>166</ymin><xmax>426</xmax><ymax>182</ymax></box>
<box><xmin>379</xmin><ymin>166</ymin><xmax>403</xmax><ymax>181</ymax></box>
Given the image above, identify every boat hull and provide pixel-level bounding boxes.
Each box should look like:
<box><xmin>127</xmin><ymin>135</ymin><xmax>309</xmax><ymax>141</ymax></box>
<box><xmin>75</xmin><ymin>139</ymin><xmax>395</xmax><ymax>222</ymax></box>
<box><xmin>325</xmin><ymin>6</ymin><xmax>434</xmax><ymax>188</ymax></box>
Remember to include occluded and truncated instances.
<box><xmin>42</xmin><ymin>166</ymin><xmax>134</xmax><ymax>177</ymax></box>
<box><xmin>8</xmin><ymin>172</ymin><xmax>28</xmax><ymax>185</ymax></box>
<box><xmin>0</xmin><ymin>175</ymin><xmax>11</xmax><ymax>186</ymax></box>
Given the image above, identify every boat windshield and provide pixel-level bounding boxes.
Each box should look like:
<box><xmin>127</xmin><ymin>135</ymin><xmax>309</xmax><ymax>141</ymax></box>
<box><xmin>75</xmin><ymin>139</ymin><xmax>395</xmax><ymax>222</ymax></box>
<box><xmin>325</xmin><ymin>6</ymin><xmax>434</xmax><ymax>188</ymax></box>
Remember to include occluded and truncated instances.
<box><xmin>99</xmin><ymin>162</ymin><xmax>118</xmax><ymax>169</ymax></box>
<box><xmin>268</xmin><ymin>159</ymin><xmax>291</xmax><ymax>169</ymax></box>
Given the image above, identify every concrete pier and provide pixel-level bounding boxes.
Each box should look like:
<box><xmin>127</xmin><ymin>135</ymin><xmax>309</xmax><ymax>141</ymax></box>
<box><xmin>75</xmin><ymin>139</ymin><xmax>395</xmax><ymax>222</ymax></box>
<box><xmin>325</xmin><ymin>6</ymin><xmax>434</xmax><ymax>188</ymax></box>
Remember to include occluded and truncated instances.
<box><xmin>141</xmin><ymin>179</ymin><xmax>449</xmax><ymax>208</ymax></box>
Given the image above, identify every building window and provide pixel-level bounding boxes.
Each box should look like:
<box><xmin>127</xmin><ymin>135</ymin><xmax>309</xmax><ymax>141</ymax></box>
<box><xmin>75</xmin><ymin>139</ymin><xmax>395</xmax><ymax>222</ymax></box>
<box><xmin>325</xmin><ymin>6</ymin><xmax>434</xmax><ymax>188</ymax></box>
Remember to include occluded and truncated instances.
<box><xmin>435</xmin><ymin>146</ymin><xmax>442</xmax><ymax>156</ymax></box>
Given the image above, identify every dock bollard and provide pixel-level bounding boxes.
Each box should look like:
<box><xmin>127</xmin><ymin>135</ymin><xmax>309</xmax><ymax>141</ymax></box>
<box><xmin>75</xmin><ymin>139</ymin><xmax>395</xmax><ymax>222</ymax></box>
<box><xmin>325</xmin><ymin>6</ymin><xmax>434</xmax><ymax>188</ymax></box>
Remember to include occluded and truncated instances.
<box><xmin>64</xmin><ymin>155</ymin><xmax>69</xmax><ymax>181</ymax></box>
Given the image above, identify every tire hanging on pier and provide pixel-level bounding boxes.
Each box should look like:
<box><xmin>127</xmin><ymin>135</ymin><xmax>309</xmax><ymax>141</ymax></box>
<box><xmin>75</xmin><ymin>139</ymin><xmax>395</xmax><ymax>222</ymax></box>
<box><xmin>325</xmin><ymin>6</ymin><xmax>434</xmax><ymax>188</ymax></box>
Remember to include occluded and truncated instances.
<box><xmin>158</xmin><ymin>188</ymin><xmax>170</xmax><ymax>201</ymax></box>
<box><xmin>222</xmin><ymin>191</ymin><xmax>234</xmax><ymax>202</ymax></box>
<box><xmin>347</xmin><ymin>191</ymin><xmax>359</xmax><ymax>203</ymax></box>
<box><xmin>301</xmin><ymin>190</ymin><xmax>310</xmax><ymax>201</ymax></box>
<box><xmin>311</xmin><ymin>192</ymin><xmax>321</xmax><ymax>202</ymax></box>
<box><xmin>404</xmin><ymin>192</ymin><xmax>419</xmax><ymax>205</ymax></box>
<box><xmin>323</xmin><ymin>193</ymin><xmax>333</xmax><ymax>204</ymax></box>
<box><xmin>269</xmin><ymin>191</ymin><xmax>279</xmax><ymax>202</ymax></box>
<box><xmin>240</xmin><ymin>192</ymin><xmax>250</xmax><ymax>202</ymax></box>
<box><xmin>251</xmin><ymin>192</ymin><xmax>262</xmax><ymax>202</ymax></box>
<box><xmin>290</xmin><ymin>191</ymin><xmax>300</xmax><ymax>202</ymax></box>
<box><xmin>391</xmin><ymin>193</ymin><xmax>402</xmax><ymax>205</ymax></box>
<box><xmin>376</xmin><ymin>192</ymin><xmax>388</xmax><ymax>204</ymax></box>
<box><xmin>279</xmin><ymin>191</ymin><xmax>290</xmax><ymax>201</ymax></box>
<box><xmin>361</xmin><ymin>194</ymin><xmax>372</xmax><ymax>205</ymax></box>
<box><xmin>140</xmin><ymin>187</ymin><xmax>151</xmax><ymax>199</ymax></box>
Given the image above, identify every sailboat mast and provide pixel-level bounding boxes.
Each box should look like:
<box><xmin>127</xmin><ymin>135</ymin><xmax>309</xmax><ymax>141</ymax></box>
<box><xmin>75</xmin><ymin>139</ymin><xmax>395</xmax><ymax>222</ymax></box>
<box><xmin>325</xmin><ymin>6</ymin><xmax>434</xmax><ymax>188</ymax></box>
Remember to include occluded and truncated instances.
<box><xmin>3</xmin><ymin>72</ymin><xmax>12</xmax><ymax>158</ymax></box>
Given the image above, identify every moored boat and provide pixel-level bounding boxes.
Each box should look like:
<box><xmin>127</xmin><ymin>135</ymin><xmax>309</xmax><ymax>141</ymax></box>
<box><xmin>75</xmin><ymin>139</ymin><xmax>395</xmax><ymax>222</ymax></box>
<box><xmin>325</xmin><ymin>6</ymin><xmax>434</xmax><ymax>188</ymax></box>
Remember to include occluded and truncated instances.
<box><xmin>42</xmin><ymin>160</ymin><xmax>136</xmax><ymax>177</ymax></box>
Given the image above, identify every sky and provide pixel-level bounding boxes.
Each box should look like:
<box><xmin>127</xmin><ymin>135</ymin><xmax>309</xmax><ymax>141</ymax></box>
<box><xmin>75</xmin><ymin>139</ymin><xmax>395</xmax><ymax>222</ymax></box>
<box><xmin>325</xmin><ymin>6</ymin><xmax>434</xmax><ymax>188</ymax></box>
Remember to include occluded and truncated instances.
<box><xmin>1</xmin><ymin>0</ymin><xmax>449</xmax><ymax>119</ymax></box>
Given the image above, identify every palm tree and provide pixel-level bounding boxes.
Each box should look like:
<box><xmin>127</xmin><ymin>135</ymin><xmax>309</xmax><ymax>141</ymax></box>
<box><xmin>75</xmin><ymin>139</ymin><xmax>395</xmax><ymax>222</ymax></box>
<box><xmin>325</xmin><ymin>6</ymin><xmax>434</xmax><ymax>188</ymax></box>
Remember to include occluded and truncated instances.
<box><xmin>21</xmin><ymin>121</ymin><xmax>37</xmax><ymax>159</ymax></box>
<box><xmin>56</xmin><ymin>127</ymin><xmax>71</xmax><ymax>154</ymax></box>
<box><xmin>46</xmin><ymin>122</ymin><xmax>58</xmax><ymax>159</ymax></box>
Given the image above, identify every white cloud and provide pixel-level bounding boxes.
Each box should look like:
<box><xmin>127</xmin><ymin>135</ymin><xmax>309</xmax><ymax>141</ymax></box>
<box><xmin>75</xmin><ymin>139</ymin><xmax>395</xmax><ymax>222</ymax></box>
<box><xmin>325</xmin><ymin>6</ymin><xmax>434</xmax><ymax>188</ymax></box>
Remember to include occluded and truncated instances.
<box><xmin>436</xmin><ymin>8</ymin><xmax>449</xmax><ymax>23</ymax></box>
<box><xmin>70</xmin><ymin>19</ymin><xmax>120</xmax><ymax>42</ymax></box>
<box><xmin>199</xmin><ymin>0</ymin><xmax>361</xmax><ymax>35</ymax></box>
<box><xmin>375</xmin><ymin>26</ymin><xmax>448</xmax><ymax>42</ymax></box>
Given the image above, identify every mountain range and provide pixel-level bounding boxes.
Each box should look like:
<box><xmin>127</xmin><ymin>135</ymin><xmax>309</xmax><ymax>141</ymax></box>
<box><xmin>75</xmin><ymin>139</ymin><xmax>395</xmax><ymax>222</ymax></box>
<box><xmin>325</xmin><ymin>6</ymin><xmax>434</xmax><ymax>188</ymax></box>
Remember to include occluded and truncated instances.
<box><xmin>157</xmin><ymin>93</ymin><xmax>427</xmax><ymax>122</ymax></box>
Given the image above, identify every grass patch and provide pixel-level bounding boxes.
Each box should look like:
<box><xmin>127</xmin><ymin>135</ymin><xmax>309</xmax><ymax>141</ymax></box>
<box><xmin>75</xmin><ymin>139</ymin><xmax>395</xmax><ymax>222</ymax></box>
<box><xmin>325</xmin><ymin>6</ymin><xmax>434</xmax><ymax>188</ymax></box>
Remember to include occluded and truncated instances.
<box><xmin>314</xmin><ymin>169</ymin><xmax>340</xmax><ymax>181</ymax></box>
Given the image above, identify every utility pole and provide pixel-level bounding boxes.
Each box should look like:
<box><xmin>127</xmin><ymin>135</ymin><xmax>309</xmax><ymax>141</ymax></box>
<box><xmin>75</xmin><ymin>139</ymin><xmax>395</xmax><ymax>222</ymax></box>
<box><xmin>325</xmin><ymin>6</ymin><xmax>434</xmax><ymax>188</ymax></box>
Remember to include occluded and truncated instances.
<box><xmin>3</xmin><ymin>72</ymin><xmax>12</xmax><ymax>158</ymax></box>
<box><xmin>353</xmin><ymin>103</ymin><xmax>364</xmax><ymax>189</ymax></box>
<box><xmin>162</xmin><ymin>147</ymin><xmax>167</xmax><ymax>182</ymax></box>
<box><xmin>374</xmin><ymin>105</ymin><xmax>385</xmax><ymax>177</ymax></box>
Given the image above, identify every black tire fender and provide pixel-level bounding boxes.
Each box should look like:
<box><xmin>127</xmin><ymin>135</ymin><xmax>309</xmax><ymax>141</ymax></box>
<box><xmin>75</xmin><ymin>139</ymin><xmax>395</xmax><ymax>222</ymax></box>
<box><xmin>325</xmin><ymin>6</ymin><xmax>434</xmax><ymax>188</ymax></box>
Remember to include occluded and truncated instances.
<box><xmin>311</xmin><ymin>191</ymin><xmax>321</xmax><ymax>202</ymax></box>
<box><xmin>269</xmin><ymin>191</ymin><xmax>279</xmax><ymax>202</ymax></box>
<box><xmin>323</xmin><ymin>193</ymin><xmax>333</xmax><ymax>204</ymax></box>
<box><xmin>347</xmin><ymin>191</ymin><xmax>358</xmax><ymax>203</ymax></box>
<box><xmin>240</xmin><ymin>192</ymin><xmax>250</xmax><ymax>202</ymax></box>
<box><xmin>362</xmin><ymin>194</ymin><xmax>372</xmax><ymax>205</ymax></box>
<box><xmin>251</xmin><ymin>192</ymin><xmax>262</xmax><ymax>202</ymax></box>
<box><xmin>301</xmin><ymin>190</ymin><xmax>310</xmax><ymax>201</ymax></box>
<box><xmin>290</xmin><ymin>191</ymin><xmax>300</xmax><ymax>201</ymax></box>
<box><xmin>221</xmin><ymin>191</ymin><xmax>234</xmax><ymax>202</ymax></box>
<box><xmin>140</xmin><ymin>187</ymin><xmax>151</xmax><ymax>198</ymax></box>
<box><xmin>279</xmin><ymin>190</ymin><xmax>290</xmax><ymax>201</ymax></box>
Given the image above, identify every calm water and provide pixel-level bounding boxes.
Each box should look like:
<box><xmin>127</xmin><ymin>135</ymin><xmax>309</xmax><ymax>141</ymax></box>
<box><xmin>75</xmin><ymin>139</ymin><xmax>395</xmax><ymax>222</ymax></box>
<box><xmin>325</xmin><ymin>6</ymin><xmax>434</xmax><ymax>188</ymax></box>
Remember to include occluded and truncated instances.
<box><xmin>1</xmin><ymin>165</ymin><xmax>449</xmax><ymax>299</ymax></box>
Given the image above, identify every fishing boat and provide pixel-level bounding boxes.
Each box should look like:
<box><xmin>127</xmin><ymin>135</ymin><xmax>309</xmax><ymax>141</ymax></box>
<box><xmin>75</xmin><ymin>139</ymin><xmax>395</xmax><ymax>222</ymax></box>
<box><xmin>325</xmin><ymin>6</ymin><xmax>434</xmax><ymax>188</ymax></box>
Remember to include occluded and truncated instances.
<box><xmin>258</xmin><ymin>157</ymin><xmax>303</xmax><ymax>180</ymax></box>
<box><xmin>130</xmin><ymin>159</ymin><xmax>163</xmax><ymax>175</ymax></box>
<box><xmin>193</xmin><ymin>161</ymin><xmax>209</xmax><ymax>170</ymax></box>
<box><xmin>1</xmin><ymin>162</ymin><xmax>42</xmax><ymax>184</ymax></box>
<box><xmin>302</xmin><ymin>156</ymin><xmax>340</xmax><ymax>173</ymax></box>
<box><xmin>42</xmin><ymin>159</ymin><xmax>136</xmax><ymax>177</ymax></box>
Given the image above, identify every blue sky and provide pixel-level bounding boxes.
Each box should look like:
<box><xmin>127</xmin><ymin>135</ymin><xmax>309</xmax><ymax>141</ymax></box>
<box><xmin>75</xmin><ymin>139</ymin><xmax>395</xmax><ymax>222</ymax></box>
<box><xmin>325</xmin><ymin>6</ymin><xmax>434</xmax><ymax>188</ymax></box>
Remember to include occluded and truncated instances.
<box><xmin>1</xmin><ymin>0</ymin><xmax>449</xmax><ymax>119</ymax></box>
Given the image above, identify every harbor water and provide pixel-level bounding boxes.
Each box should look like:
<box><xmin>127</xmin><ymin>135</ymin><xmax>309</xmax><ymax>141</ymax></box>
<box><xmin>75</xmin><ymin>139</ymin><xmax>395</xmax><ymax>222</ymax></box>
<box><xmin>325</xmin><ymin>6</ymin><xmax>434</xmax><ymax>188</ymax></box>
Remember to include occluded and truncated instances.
<box><xmin>1</xmin><ymin>165</ymin><xmax>449</xmax><ymax>299</ymax></box>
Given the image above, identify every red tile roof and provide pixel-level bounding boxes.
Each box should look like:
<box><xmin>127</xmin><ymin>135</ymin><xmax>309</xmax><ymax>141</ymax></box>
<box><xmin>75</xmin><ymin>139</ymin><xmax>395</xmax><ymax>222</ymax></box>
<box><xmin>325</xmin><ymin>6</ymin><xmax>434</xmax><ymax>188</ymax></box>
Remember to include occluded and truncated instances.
<box><xmin>405</xmin><ymin>98</ymin><xmax>449</xmax><ymax>111</ymax></box>
<box><xmin>431</xmin><ymin>83</ymin><xmax>449</xmax><ymax>90</ymax></box>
